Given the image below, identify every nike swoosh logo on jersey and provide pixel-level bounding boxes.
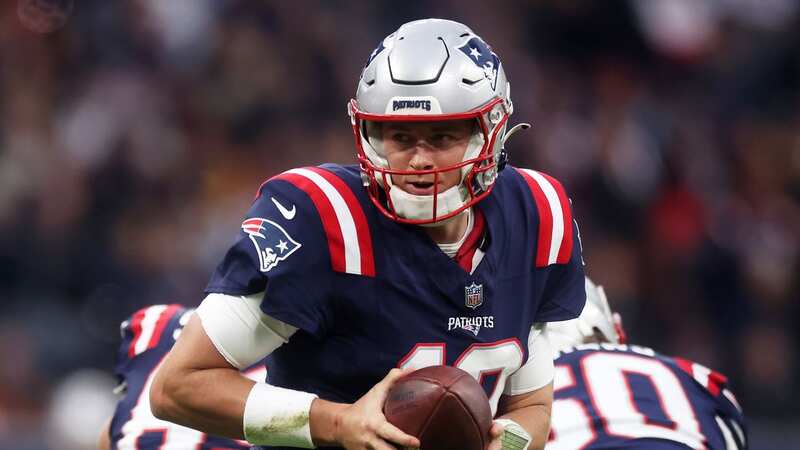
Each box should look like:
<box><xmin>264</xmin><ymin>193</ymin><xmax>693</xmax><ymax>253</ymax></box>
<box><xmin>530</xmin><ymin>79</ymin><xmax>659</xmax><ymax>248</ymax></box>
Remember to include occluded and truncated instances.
<box><xmin>271</xmin><ymin>197</ymin><xmax>296</xmax><ymax>220</ymax></box>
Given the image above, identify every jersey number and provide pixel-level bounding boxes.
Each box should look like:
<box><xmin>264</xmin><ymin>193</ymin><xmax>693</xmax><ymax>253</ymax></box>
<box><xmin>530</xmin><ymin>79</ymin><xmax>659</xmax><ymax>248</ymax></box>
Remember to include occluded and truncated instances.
<box><xmin>397</xmin><ymin>339</ymin><xmax>524</xmax><ymax>414</ymax></box>
<box><xmin>548</xmin><ymin>352</ymin><xmax>706</xmax><ymax>450</ymax></box>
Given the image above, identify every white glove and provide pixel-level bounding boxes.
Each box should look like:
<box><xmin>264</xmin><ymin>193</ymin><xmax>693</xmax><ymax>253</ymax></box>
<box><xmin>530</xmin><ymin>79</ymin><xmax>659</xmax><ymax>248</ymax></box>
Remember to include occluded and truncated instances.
<box><xmin>493</xmin><ymin>419</ymin><xmax>532</xmax><ymax>450</ymax></box>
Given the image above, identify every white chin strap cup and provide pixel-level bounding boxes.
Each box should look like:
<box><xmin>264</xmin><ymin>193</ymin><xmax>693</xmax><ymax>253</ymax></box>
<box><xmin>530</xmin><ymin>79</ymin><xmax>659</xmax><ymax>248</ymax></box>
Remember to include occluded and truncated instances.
<box><xmin>389</xmin><ymin>184</ymin><xmax>467</xmax><ymax>225</ymax></box>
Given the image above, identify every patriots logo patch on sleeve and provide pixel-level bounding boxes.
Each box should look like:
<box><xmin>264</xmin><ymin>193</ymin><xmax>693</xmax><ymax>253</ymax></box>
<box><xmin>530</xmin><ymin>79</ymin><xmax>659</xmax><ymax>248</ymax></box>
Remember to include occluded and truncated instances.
<box><xmin>242</xmin><ymin>218</ymin><xmax>301</xmax><ymax>272</ymax></box>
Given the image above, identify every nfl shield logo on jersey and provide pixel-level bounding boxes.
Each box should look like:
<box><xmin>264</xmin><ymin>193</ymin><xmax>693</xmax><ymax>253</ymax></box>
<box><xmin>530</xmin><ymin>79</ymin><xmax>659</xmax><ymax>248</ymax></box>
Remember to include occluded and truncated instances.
<box><xmin>464</xmin><ymin>282</ymin><xmax>484</xmax><ymax>309</ymax></box>
<box><xmin>241</xmin><ymin>218</ymin><xmax>301</xmax><ymax>272</ymax></box>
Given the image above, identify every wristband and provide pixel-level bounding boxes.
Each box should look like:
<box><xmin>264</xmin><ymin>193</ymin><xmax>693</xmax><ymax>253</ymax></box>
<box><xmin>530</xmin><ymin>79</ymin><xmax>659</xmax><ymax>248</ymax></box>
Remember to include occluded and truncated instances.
<box><xmin>243</xmin><ymin>382</ymin><xmax>318</xmax><ymax>448</ymax></box>
<box><xmin>494</xmin><ymin>419</ymin><xmax>531</xmax><ymax>450</ymax></box>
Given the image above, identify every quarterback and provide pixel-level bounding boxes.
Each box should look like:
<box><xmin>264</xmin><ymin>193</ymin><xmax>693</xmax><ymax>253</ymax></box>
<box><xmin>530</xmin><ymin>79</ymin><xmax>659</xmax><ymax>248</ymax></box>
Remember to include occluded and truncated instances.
<box><xmin>150</xmin><ymin>19</ymin><xmax>586</xmax><ymax>450</ymax></box>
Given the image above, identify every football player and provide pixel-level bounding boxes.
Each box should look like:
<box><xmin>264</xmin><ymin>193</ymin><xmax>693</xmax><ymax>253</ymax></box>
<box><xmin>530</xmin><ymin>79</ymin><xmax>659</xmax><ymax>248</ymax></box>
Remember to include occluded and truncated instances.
<box><xmin>544</xmin><ymin>278</ymin><xmax>747</xmax><ymax>450</ymax></box>
<box><xmin>150</xmin><ymin>19</ymin><xmax>587</xmax><ymax>450</ymax></box>
<box><xmin>99</xmin><ymin>305</ymin><xmax>266</xmax><ymax>450</ymax></box>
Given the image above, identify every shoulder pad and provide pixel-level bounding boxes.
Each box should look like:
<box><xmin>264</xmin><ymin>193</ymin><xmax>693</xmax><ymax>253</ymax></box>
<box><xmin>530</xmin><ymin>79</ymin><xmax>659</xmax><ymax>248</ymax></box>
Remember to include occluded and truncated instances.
<box><xmin>672</xmin><ymin>356</ymin><xmax>732</xmax><ymax>398</ymax></box>
<box><xmin>253</xmin><ymin>165</ymin><xmax>375</xmax><ymax>277</ymax></box>
<box><xmin>512</xmin><ymin>167</ymin><xmax>574</xmax><ymax>267</ymax></box>
<box><xmin>119</xmin><ymin>304</ymin><xmax>189</xmax><ymax>359</ymax></box>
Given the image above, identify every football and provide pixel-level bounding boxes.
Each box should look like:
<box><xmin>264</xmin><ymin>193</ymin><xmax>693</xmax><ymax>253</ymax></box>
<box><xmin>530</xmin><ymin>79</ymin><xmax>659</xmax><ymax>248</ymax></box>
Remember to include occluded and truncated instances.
<box><xmin>383</xmin><ymin>366</ymin><xmax>492</xmax><ymax>450</ymax></box>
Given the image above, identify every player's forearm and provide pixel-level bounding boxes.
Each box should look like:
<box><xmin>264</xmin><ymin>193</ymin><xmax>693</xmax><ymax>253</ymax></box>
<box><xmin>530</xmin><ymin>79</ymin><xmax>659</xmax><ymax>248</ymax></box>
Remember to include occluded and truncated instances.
<box><xmin>151</xmin><ymin>365</ymin><xmax>254</xmax><ymax>439</ymax></box>
<box><xmin>150</xmin><ymin>313</ymin><xmax>256</xmax><ymax>439</ymax></box>
<box><xmin>497</xmin><ymin>383</ymin><xmax>553</xmax><ymax>450</ymax></box>
<box><xmin>308</xmin><ymin>398</ymin><xmax>347</xmax><ymax>446</ymax></box>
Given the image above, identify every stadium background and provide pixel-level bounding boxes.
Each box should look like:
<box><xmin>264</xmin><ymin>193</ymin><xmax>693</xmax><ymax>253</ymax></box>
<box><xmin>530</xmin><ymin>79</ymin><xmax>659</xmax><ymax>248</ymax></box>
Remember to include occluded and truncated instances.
<box><xmin>0</xmin><ymin>0</ymin><xmax>797</xmax><ymax>449</ymax></box>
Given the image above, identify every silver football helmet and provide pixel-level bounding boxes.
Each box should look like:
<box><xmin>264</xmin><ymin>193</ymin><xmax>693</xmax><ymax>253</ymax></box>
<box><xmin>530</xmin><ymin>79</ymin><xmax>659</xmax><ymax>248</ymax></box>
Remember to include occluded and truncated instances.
<box><xmin>544</xmin><ymin>277</ymin><xmax>627</xmax><ymax>355</ymax></box>
<box><xmin>348</xmin><ymin>18</ymin><xmax>529</xmax><ymax>224</ymax></box>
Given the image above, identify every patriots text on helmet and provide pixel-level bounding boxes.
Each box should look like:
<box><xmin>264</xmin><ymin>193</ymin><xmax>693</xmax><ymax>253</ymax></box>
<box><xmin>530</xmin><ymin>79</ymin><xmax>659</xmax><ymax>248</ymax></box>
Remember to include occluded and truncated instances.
<box><xmin>392</xmin><ymin>99</ymin><xmax>432</xmax><ymax>112</ymax></box>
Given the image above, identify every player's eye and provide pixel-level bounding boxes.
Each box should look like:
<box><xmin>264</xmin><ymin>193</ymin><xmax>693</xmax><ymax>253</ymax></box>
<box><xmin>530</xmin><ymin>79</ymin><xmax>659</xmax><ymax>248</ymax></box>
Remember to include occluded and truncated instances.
<box><xmin>430</xmin><ymin>133</ymin><xmax>458</xmax><ymax>148</ymax></box>
<box><xmin>390</xmin><ymin>132</ymin><xmax>414</xmax><ymax>144</ymax></box>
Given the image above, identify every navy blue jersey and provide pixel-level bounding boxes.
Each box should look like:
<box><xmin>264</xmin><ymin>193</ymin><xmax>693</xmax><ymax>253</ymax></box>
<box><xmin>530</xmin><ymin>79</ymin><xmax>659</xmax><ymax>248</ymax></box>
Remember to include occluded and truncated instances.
<box><xmin>109</xmin><ymin>305</ymin><xmax>266</xmax><ymax>450</ymax></box>
<box><xmin>547</xmin><ymin>344</ymin><xmax>747</xmax><ymax>450</ymax></box>
<box><xmin>206</xmin><ymin>164</ymin><xmax>586</xmax><ymax>448</ymax></box>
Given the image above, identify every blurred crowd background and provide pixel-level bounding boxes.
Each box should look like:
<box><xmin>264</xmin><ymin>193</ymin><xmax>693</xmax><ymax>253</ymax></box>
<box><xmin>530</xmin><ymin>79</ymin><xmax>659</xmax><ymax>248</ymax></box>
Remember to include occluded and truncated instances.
<box><xmin>0</xmin><ymin>0</ymin><xmax>797</xmax><ymax>449</ymax></box>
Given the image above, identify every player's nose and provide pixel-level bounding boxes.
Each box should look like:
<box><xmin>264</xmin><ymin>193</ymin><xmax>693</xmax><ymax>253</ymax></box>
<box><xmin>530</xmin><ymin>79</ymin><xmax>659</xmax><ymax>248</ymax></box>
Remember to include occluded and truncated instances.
<box><xmin>408</xmin><ymin>147</ymin><xmax>435</xmax><ymax>170</ymax></box>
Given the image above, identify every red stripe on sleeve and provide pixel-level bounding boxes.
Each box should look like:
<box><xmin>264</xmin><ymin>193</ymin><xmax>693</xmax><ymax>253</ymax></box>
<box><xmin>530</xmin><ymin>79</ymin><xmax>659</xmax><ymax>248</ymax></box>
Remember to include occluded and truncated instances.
<box><xmin>273</xmin><ymin>171</ymin><xmax>346</xmax><ymax>273</ymax></box>
<box><xmin>146</xmin><ymin>305</ymin><xmax>183</xmax><ymax>351</ymax></box>
<box><xmin>127</xmin><ymin>308</ymin><xmax>147</xmax><ymax>358</ymax></box>
<box><xmin>539</xmin><ymin>172</ymin><xmax>573</xmax><ymax>264</ymax></box>
<box><xmin>516</xmin><ymin>169</ymin><xmax>554</xmax><ymax>268</ymax></box>
<box><xmin>308</xmin><ymin>167</ymin><xmax>376</xmax><ymax>277</ymax></box>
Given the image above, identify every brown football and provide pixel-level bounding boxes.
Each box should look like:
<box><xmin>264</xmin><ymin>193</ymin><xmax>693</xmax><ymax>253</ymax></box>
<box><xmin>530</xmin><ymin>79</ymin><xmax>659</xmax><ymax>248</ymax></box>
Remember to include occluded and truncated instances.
<box><xmin>383</xmin><ymin>366</ymin><xmax>492</xmax><ymax>450</ymax></box>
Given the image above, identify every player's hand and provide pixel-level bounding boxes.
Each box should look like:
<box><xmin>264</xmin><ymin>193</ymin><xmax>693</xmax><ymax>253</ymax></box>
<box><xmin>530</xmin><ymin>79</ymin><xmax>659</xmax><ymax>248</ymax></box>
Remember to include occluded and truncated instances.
<box><xmin>334</xmin><ymin>368</ymin><xmax>421</xmax><ymax>450</ymax></box>
<box><xmin>487</xmin><ymin>421</ymin><xmax>505</xmax><ymax>450</ymax></box>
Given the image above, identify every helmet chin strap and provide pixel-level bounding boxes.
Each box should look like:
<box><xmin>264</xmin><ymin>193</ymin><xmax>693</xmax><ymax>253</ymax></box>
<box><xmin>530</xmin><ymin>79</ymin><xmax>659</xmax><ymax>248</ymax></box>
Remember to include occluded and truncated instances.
<box><xmin>458</xmin><ymin>130</ymin><xmax>486</xmax><ymax>181</ymax></box>
<box><xmin>389</xmin><ymin>183</ymin><xmax>468</xmax><ymax>226</ymax></box>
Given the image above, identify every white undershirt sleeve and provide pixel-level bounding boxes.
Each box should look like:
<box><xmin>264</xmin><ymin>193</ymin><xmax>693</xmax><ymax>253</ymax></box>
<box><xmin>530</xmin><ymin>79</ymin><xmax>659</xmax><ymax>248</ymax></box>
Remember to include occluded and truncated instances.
<box><xmin>196</xmin><ymin>292</ymin><xmax>297</xmax><ymax>369</ymax></box>
<box><xmin>504</xmin><ymin>323</ymin><xmax>554</xmax><ymax>396</ymax></box>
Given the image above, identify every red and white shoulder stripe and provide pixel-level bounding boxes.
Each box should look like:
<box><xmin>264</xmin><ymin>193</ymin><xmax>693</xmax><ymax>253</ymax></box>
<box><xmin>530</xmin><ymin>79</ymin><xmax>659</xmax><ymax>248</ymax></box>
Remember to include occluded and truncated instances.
<box><xmin>272</xmin><ymin>167</ymin><xmax>375</xmax><ymax>277</ymax></box>
<box><xmin>674</xmin><ymin>357</ymin><xmax>731</xmax><ymax>399</ymax></box>
<box><xmin>126</xmin><ymin>304</ymin><xmax>183</xmax><ymax>358</ymax></box>
<box><xmin>515</xmin><ymin>168</ymin><xmax>574</xmax><ymax>267</ymax></box>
